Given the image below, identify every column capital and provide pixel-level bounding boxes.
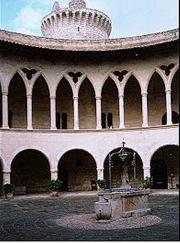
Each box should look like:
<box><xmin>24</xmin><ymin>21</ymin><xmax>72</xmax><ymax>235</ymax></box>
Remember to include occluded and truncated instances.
<box><xmin>50</xmin><ymin>169</ymin><xmax>58</xmax><ymax>173</ymax></box>
<box><xmin>97</xmin><ymin>168</ymin><xmax>104</xmax><ymax>171</ymax></box>
<box><xmin>165</xmin><ymin>89</ymin><xmax>171</xmax><ymax>94</ymax></box>
<box><xmin>141</xmin><ymin>92</ymin><xmax>148</xmax><ymax>97</ymax></box>
<box><xmin>143</xmin><ymin>166</ymin><xmax>150</xmax><ymax>170</ymax></box>
<box><xmin>50</xmin><ymin>96</ymin><xmax>56</xmax><ymax>100</ymax></box>
<box><xmin>2</xmin><ymin>92</ymin><xmax>8</xmax><ymax>96</ymax></box>
<box><xmin>2</xmin><ymin>170</ymin><xmax>11</xmax><ymax>174</ymax></box>
<box><xmin>73</xmin><ymin>96</ymin><xmax>79</xmax><ymax>100</ymax></box>
<box><xmin>27</xmin><ymin>94</ymin><xmax>32</xmax><ymax>98</ymax></box>
<box><xmin>119</xmin><ymin>94</ymin><xmax>124</xmax><ymax>98</ymax></box>
<box><xmin>96</xmin><ymin>96</ymin><xmax>102</xmax><ymax>100</ymax></box>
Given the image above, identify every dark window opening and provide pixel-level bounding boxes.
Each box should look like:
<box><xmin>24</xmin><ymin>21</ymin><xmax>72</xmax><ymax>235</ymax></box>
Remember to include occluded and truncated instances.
<box><xmin>107</xmin><ymin>113</ymin><xmax>113</xmax><ymax>128</ymax></box>
<box><xmin>78</xmin><ymin>27</ymin><xmax>80</xmax><ymax>32</ymax></box>
<box><xmin>162</xmin><ymin>111</ymin><xmax>179</xmax><ymax>125</ymax></box>
<box><xmin>62</xmin><ymin>113</ymin><xmax>67</xmax><ymax>129</ymax></box>
<box><xmin>101</xmin><ymin>113</ymin><xmax>106</xmax><ymax>128</ymax></box>
<box><xmin>56</xmin><ymin>112</ymin><xmax>60</xmax><ymax>129</ymax></box>
<box><xmin>8</xmin><ymin>111</ymin><xmax>12</xmax><ymax>128</ymax></box>
<box><xmin>0</xmin><ymin>110</ymin><xmax>2</xmax><ymax>127</ymax></box>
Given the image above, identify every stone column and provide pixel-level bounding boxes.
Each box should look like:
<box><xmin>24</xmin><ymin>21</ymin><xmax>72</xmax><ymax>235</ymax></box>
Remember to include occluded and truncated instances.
<box><xmin>119</xmin><ymin>95</ymin><xmax>125</xmax><ymax>128</ymax></box>
<box><xmin>142</xmin><ymin>92</ymin><xmax>149</xmax><ymax>127</ymax></box>
<box><xmin>166</xmin><ymin>90</ymin><xmax>172</xmax><ymax>125</ymax></box>
<box><xmin>96</xmin><ymin>96</ymin><xmax>102</xmax><ymax>130</ymax></box>
<box><xmin>73</xmin><ymin>96</ymin><xmax>79</xmax><ymax>130</ymax></box>
<box><xmin>97</xmin><ymin>168</ymin><xmax>104</xmax><ymax>180</ymax></box>
<box><xmin>2</xmin><ymin>92</ymin><xmax>9</xmax><ymax>129</ymax></box>
<box><xmin>3</xmin><ymin>171</ymin><xmax>11</xmax><ymax>184</ymax></box>
<box><xmin>50</xmin><ymin>96</ymin><xmax>57</xmax><ymax>130</ymax></box>
<box><xmin>143</xmin><ymin>167</ymin><xmax>151</xmax><ymax>179</ymax></box>
<box><xmin>51</xmin><ymin>170</ymin><xmax>58</xmax><ymax>180</ymax></box>
<box><xmin>27</xmin><ymin>95</ymin><xmax>33</xmax><ymax>130</ymax></box>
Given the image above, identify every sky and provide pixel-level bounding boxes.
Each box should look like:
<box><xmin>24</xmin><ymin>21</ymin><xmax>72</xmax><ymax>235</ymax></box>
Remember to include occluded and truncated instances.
<box><xmin>0</xmin><ymin>0</ymin><xmax>179</xmax><ymax>38</ymax></box>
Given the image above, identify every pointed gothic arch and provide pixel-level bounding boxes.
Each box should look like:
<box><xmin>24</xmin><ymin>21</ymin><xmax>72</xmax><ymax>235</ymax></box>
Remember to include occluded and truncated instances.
<box><xmin>32</xmin><ymin>75</ymin><xmax>50</xmax><ymax>129</ymax></box>
<box><xmin>101</xmin><ymin>77</ymin><xmax>119</xmax><ymax>128</ymax></box>
<box><xmin>56</xmin><ymin>77</ymin><xmax>74</xmax><ymax>129</ymax></box>
<box><xmin>124</xmin><ymin>75</ymin><xmax>142</xmax><ymax>127</ymax></box>
<box><xmin>8</xmin><ymin>73</ymin><xmax>27</xmax><ymax>128</ymax></box>
<box><xmin>79</xmin><ymin>78</ymin><xmax>96</xmax><ymax>129</ymax></box>
<box><xmin>148</xmin><ymin>72</ymin><xmax>166</xmax><ymax>126</ymax></box>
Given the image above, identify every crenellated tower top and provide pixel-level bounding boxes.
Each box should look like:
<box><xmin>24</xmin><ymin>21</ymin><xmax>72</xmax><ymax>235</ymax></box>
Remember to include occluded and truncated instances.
<box><xmin>69</xmin><ymin>0</ymin><xmax>86</xmax><ymax>9</ymax></box>
<box><xmin>41</xmin><ymin>0</ymin><xmax>112</xmax><ymax>40</ymax></box>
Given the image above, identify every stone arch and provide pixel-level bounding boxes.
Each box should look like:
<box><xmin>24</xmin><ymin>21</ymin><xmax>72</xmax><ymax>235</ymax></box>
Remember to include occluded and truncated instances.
<box><xmin>146</xmin><ymin>68</ymin><xmax>167</xmax><ymax>92</ymax></box>
<box><xmin>56</xmin><ymin>77</ymin><xmax>74</xmax><ymax>129</ymax></box>
<box><xmin>76</xmin><ymin>75</ymin><xmax>96</xmax><ymax>97</ymax></box>
<box><xmin>11</xmin><ymin>149</ymin><xmax>51</xmax><ymax>193</ymax></box>
<box><xmin>31</xmin><ymin>72</ymin><xmax>51</xmax><ymax>96</ymax></box>
<box><xmin>150</xmin><ymin>145</ymin><xmax>179</xmax><ymax>189</ymax></box>
<box><xmin>171</xmin><ymin>69</ymin><xmax>179</xmax><ymax>118</ymax></box>
<box><xmin>124</xmin><ymin>75</ymin><xmax>142</xmax><ymax>127</ymax></box>
<box><xmin>100</xmin><ymin>73</ymin><xmax>120</xmax><ymax>97</ymax></box>
<box><xmin>122</xmin><ymin>72</ymin><xmax>142</xmax><ymax>94</ymax></box>
<box><xmin>58</xmin><ymin>149</ymin><xmax>97</xmax><ymax>191</ymax></box>
<box><xmin>55</xmin><ymin>74</ymin><xmax>75</xmax><ymax>98</ymax></box>
<box><xmin>8</xmin><ymin>73</ymin><xmax>27</xmax><ymax>128</ymax></box>
<box><xmin>148</xmin><ymin>71</ymin><xmax>166</xmax><ymax>126</ymax></box>
<box><xmin>103</xmin><ymin>147</ymin><xmax>144</xmax><ymax>188</ymax></box>
<box><xmin>32</xmin><ymin>75</ymin><xmax>50</xmax><ymax>129</ymax></box>
<box><xmin>8</xmin><ymin>69</ymin><xmax>28</xmax><ymax>93</ymax></box>
<box><xmin>101</xmin><ymin>77</ymin><xmax>119</xmax><ymax>128</ymax></box>
<box><xmin>79</xmin><ymin>78</ymin><xmax>96</xmax><ymax>129</ymax></box>
<box><xmin>169</xmin><ymin>64</ymin><xmax>179</xmax><ymax>89</ymax></box>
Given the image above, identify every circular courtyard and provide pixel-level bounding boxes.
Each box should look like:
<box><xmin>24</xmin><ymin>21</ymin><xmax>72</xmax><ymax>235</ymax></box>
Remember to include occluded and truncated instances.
<box><xmin>0</xmin><ymin>190</ymin><xmax>179</xmax><ymax>241</ymax></box>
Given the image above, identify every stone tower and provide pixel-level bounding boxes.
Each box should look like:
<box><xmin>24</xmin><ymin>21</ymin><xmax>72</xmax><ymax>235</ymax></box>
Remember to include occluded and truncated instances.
<box><xmin>41</xmin><ymin>0</ymin><xmax>112</xmax><ymax>40</ymax></box>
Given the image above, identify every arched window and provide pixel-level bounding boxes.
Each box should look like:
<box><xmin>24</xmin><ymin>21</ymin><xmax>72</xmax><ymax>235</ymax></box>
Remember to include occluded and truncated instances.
<box><xmin>107</xmin><ymin>113</ymin><xmax>113</xmax><ymax>128</ymax></box>
<box><xmin>101</xmin><ymin>113</ymin><xmax>106</xmax><ymax>128</ymax></box>
<box><xmin>56</xmin><ymin>112</ymin><xmax>60</xmax><ymax>129</ymax></box>
<box><xmin>62</xmin><ymin>113</ymin><xmax>67</xmax><ymax>129</ymax></box>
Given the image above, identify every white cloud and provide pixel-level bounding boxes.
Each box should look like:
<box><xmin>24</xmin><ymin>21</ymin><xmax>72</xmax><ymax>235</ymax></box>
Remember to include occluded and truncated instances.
<box><xmin>12</xmin><ymin>5</ymin><xmax>43</xmax><ymax>35</ymax></box>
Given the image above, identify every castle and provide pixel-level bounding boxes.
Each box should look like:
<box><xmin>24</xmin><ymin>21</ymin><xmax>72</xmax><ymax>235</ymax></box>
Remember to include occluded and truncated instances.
<box><xmin>0</xmin><ymin>0</ymin><xmax>179</xmax><ymax>194</ymax></box>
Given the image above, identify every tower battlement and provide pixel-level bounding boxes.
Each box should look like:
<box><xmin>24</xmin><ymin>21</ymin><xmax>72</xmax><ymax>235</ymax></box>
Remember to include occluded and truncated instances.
<box><xmin>41</xmin><ymin>0</ymin><xmax>112</xmax><ymax>40</ymax></box>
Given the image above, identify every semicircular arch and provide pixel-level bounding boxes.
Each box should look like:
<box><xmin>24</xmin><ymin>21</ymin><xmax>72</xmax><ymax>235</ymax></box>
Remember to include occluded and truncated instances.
<box><xmin>9</xmin><ymin>146</ymin><xmax>52</xmax><ymax>170</ymax></box>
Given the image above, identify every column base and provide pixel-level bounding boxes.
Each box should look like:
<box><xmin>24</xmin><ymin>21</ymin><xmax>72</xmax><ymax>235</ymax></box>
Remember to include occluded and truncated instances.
<box><xmin>2</xmin><ymin>126</ymin><xmax>9</xmax><ymax>129</ymax></box>
<box><xmin>167</xmin><ymin>122</ymin><xmax>173</xmax><ymax>125</ymax></box>
<box><xmin>96</xmin><ymin>126</ymin><xmax>102</xmax><ymax>130</ymax></box>
<box><xmin>142</xmin><ymin>124</ymin><xmax>148</xmax><ymax>128</ymax></box>
<box><xmin>27</xmin><ymin>126</ymin><xmax>33</xmax><ymax>130</ymax></box>
<box><xmin>51</xmin><ymin>127</ymin><xmax>57</xmax><ymax>131</ymax></box>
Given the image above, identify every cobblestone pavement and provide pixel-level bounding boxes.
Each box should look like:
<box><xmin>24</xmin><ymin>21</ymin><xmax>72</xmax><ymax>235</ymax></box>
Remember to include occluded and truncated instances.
<box><xmin>0</xmin><ymin>192</ymin><xmax>179</xmax><ymax>241</ymax></box>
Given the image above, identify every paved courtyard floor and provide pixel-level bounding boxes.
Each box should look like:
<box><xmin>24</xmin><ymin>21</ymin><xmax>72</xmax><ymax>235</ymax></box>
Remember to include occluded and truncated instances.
<box><xmin>0</xmin><ymin>190</ymin><xmax>179</xmax><ymax>241</ymax></box>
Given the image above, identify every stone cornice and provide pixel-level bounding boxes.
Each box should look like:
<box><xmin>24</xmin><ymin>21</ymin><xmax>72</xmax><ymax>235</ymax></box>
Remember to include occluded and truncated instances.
<box><xmin>0</xmin><ymin>28</ymin><xmax>179</xmax><ymax>52</ymax></box>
